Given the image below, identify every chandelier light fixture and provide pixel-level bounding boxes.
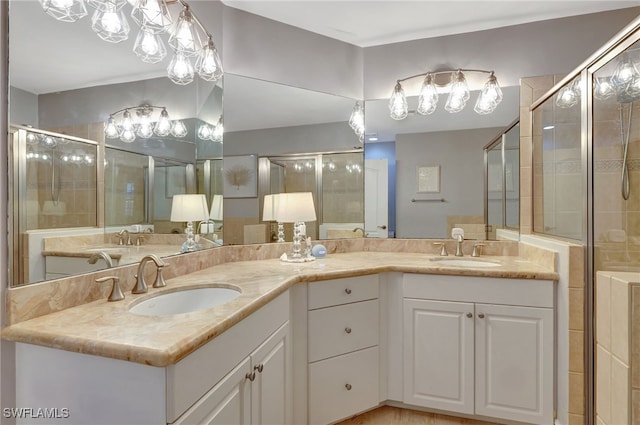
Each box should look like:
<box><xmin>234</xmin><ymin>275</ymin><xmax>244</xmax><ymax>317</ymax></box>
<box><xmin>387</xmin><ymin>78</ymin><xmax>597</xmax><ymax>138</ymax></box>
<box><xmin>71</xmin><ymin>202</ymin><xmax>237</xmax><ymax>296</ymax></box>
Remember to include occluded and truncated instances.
<box><xmin>348</xmin><ymin>101</ymin><xmax>365</xmax><ymax>143</ymax></box>
<box><xmin>388</xmin><ymin>69</ymin><xmax>503</xmax><ymax>120</ymax></box>
<box><xmin>104</xmin><ymin>105</ymin><xmax>187</xmax><ymax>143</ymax></box>
<box><xmin>39</xmin><ymin>0</ymin><xmax>223</xmax><ymax>85</ymax></box>
<box><xmin>197</xmin><ymin>116</ymin><xmax>223</xmax><ymax>142</ymax></box>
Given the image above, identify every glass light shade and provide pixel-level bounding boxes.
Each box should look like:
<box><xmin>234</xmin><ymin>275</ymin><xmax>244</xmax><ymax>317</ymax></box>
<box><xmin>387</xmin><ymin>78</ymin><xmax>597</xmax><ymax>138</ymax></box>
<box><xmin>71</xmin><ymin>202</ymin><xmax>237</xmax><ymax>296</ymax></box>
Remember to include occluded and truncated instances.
<box><xmin>130</xmin><ymin>0</ymin><xmax>172</xmax><ymax>34</ymax></box>
<box><xmin>87</xmin><ymin>0</ymin><xmax>126</xmax><ymax>11</ymax></box>
<box><xmin>170</xmin><ymin>194</ymin><xmax>209</xmax><ymax>222</ymax></box>
<box><xmin>209</xmin><ymin>195</ymin><xmax>224</xmax><ymax>221</ymax></box>
<box><xmin>171</xmin><ymin>120</ymin><xmax>188</xmax><ymax>137</ymax></box>
<box><xmin>120</xmin><ymin>110</ymin><xmax>135</xmax><ymax>132</ymax></box>
<box><xmin>212</xmin><ymin>117</ymin><xmax>223</xmax><ymax>142</ymax></box>
<box><xmin>445</xmin><ymin>70</ymin><xmax>470</xmax><ymax>113</ymax></box>
<box><xmin>416</xmin><ymin>74</ymin><xmax>439</xmax><ymax>115</ymax></box>
<box><xmin>40</xmin><ymin>0</ymin><xmax>87</xmax><ymax>22</ymax></box>
<box><xmin>167</xmin><ymin>52</ymin><xmax>195</xmax><ymax>85</ymax></box>
<box><xmin>594</xmin><ymin>76</ymin><xmax>615</xmax><ymax>100</ymax></box>
<box><xmin>611</xmin><ymin>53</ymin><xmax>640</xmax><ymax>88</ymax></box>
<box><xmin>276</xmin><ymin>192</ymin><xmax>317</xmax><ymax>223</ymax></box>
<box><xmin>26</xmin><ymin>132</ymin><xmax>40</xmax><ymax>145</ymax></box>
<box><xmin>136</xmin><ymin>113</ymin><xmax>154</xmax><ymax>138</ymax></box>
<box><xmin>133</xmin><ymin>27</ymin><xmax>167</xmax><ymax>63</ymax></box>
<box><xmin>389</xmin><ymin>82</ymin><xmax>408</xmax><ymax>120</ymax></box>
<box><xmin>91</xmin><ymin>6</ymin><xmax>129</xmax><ymax>42</ymax></box>
<box><xmin>169</xmin><ymin>7</ymin><xmax>201</xmax><ymax>57</ymax></box>
<box><xmin>104</xmin><ymin>116</ymin><xmax>119</xmax><ymax>138</ymax></box>
<box><xmin>555</xmin><ymin>79</ymin><xmax>580</xmax><ymax>108</ymax></box>
<box><xmin>262</xmin><ymin>194</ymin><xmax>280</xmax><ymax>221</ymax></box>
<box><xmin>197</xmin><ymin>123</ymin><xmax>213</xmax><ymax>140</ymax></box>
<box><xmin>349</xmin><ymin>101</ymin><xmax>365</xmax><ymax>134</ymax></box>
<box><xmin>41</xmin><ymin>135</ymin><xmax>57</xmax><ymax>147</ymax></box>
<box><xmin>196</xmin><ymin>38</ymin><xmax>223</xmax><ymax>82</ymax></box>
<box><xmin>120</xmin><ymin>129</ymin><xmax>136</xmax><ymax>143</ymax></box>
<box><xmin>154</xmin><ymin>108</ymin><xmax>172</xmax><ymax>136</ymax></box>
<box><xmin>474</xmin><ymin>72</ymin><xmax>503</xmax><ymax>114</ymax></box>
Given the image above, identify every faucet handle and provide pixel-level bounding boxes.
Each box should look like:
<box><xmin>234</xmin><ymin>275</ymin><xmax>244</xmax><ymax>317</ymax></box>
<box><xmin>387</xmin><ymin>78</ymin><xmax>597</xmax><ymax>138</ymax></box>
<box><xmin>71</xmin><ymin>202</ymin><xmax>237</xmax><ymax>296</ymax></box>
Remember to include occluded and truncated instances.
<box><xmin>132</xmin><ymin>273</ymin><xmax>148</xmax><ymax>294</ymax></box>
<box><xmin>153</xmin><ymin>263</ymin><xmax>169</xmax><ymax>288</ymax></box>
<box><xmin>472</xmin><ymin>243</ymin><xmax>485</xmax><ymax>257</ymax></box>
<box><xmin>96</xmin><ymin>276</ymin><xmax>125</xmax><ymax>302</ymax></box>
<box><xmin>433</xmin><ymin>242</ymin><xmax>448</xmax><ymax>256</ymax></box>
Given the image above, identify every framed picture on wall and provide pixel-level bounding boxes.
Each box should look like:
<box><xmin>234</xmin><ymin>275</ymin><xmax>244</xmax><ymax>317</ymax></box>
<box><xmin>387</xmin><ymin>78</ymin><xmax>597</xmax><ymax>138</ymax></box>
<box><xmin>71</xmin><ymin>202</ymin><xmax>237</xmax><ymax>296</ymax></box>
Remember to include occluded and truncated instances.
<box><xmin>416</xmin><ymin>165</ymin><xmax>440</xmax><ymax>193</ymax></box>
<box><xmin>223</xmin><ymin>155</ymin><xmax>258</xmax><ymax>198</ymax></box>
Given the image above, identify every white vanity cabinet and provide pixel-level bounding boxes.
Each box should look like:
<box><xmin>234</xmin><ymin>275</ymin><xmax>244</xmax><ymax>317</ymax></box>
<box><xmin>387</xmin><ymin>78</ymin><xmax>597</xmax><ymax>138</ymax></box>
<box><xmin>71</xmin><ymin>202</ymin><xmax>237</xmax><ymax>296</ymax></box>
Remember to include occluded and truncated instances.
<box><xmin>307</xmin><ymin>275</ymin><xmax>381</xmax><ymax>425</ymax></box>
<box><xmin>402</xmin><ymin>274</ymin><xmax>555</xmax><ymax>425</ymax></box>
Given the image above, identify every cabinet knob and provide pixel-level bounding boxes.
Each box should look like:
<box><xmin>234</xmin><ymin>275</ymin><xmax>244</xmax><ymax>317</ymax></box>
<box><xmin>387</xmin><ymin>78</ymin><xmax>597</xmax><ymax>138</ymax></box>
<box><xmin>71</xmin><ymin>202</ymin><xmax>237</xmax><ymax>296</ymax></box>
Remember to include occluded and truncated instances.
<box><xmin>345</xmin><ymin>288</ymin><xmax>352</xmax><ymax>295</ymax></box>
<box><xmin>466</xmin><ymin>312</ymin><xmax>473</xmax><ymax>318</ymax></box>
<box><xmin>345</xmin><ymin>383</ymin><xmax>352</xmax><ymax>391</ymax></box>
<box><xmin>254</xmin><ymin>364</ymin><xmax>264</xmax><ymax>373</ymax></box>
<box><xmin>245</xmin><ymin>371</ymin><xmax>256</xmax><ymax>382</ymax></box>
<box><xmin>478</xmin><ymin>313</ymin><xmax>485</xmax><ymax>319</ymax></box>
<box><xmin>345</xmin><ymin>327</ymin><xmax>352</xmax><ymax>334</ymax></box>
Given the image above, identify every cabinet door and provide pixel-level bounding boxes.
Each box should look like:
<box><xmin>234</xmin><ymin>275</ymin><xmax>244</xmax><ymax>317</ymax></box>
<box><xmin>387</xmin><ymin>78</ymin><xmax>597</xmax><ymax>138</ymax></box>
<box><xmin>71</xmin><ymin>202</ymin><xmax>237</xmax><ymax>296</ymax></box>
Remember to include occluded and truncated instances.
<box><xmin>251</xmin><ymin>322</ymin><xmax>290</xmax><ymax>425</ymax></box>
<box><xmin>403</xmin><ymin>299</ymin><xmax>474</xmax><ymax>415</ymax></box>
<box><xmin>174</xmin><ymin>357</ymin><xmax>251</xmax><ymax>425</ymax></box>
<box><xmin>475</xmin><ymin>304</ymin><xmax>554</xmax><ymax>425</ymax></box>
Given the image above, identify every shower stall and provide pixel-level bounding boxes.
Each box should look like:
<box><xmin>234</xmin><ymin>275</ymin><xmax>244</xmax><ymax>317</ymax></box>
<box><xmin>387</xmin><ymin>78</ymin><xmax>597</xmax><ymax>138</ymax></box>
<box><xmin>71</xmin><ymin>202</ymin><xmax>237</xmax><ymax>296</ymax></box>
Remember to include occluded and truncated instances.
<box><xmin>531</xmin><ymin>18</ymin><xmax>640</xmax><ymax>425</ymax></box>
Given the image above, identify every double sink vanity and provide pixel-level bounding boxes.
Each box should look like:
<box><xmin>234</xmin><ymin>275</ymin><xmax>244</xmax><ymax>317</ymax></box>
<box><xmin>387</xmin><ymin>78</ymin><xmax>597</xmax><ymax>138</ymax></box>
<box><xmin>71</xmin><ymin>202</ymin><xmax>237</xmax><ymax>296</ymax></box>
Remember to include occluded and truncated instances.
<box><xmin>2</xmin><ymin>240</ymin><xmax>558</xmax><ymax>425</ymax></box>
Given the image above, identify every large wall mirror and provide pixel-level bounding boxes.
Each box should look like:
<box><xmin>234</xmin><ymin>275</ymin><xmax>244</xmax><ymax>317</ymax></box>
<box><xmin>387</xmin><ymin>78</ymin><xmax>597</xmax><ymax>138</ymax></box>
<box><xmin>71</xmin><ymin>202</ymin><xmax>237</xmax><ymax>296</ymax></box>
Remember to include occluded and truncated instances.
<box><xmin>7</xmin><ymin>0</ymin><xmax>222</xmax><ymax>286</ymax></box>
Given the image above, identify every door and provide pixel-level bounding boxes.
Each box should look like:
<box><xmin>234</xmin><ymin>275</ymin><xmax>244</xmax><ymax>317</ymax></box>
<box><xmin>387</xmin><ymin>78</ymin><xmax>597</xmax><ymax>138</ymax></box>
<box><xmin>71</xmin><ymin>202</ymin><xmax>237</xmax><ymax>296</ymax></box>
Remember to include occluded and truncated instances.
<box><xmin>174</xmin><ymin>357</ymin><xmax>251</xmax><ymax>425</ymax></box>
<box><xmin>403</xmin><ymin>299</ymin><xmax>474</xmax><ymax>414</ymax></box>
<box><xmin>250</xmin><ymin>322</ymin><xmax>290</xmax><ymax>425</ymax></box>
<box><xmin>475</xmin><ymin>304</ymin><xmax>554</xmax><ymax>425</ymax></box>
<box><xmin>364</xmin><ymin>158</ymin><xmax>388</xmax><ymax>238</ymax></box>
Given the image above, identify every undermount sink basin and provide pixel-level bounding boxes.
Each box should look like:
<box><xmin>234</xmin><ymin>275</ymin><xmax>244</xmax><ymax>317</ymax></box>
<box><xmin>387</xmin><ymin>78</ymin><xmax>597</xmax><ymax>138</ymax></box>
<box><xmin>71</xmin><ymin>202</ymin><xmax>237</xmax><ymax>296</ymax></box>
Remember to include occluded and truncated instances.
<box><xmin>431</xmin><ymin>258</ymin><xmax>501</xmax><ymax>268</ymax></box>
<box><xmin>130</xmin><ymin>286</ymin><xmax>241</xmax><ymax>316</ymax></box>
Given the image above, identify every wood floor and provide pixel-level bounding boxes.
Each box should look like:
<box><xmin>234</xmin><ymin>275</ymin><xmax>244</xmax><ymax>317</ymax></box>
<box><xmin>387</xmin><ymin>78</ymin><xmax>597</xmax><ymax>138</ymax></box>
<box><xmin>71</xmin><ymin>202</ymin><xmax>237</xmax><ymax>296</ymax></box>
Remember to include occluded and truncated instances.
<box><xmin>334</xmin><ymin>406</ymin><xmax>502</xmax><ymax>425</ymax></box>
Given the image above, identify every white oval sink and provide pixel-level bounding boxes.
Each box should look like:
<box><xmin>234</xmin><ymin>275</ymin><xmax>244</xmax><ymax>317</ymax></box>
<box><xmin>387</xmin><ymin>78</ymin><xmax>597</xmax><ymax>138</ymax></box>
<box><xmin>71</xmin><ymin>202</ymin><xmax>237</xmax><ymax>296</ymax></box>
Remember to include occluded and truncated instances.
<box><xmin>130</xmin><ymin>287</ymin><xmax>241</xmax><ymax>316</ymax></box>
<box><xmin>431</xmin><ymin>258</ymin><xmax>501</xmax><ymax>268</ymax></box>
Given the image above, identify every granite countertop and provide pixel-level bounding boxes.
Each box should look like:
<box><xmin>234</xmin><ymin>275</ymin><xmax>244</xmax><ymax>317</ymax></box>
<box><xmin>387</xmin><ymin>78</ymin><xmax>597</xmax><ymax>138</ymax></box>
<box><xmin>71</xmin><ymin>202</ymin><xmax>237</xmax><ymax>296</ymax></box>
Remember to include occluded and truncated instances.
<box><xmin>2</xmin><ymin>252</ymin><xmax>558</xmax><ymax>367</ymax></box>
<box><xmin>42</xmin><ymin>245</ymin><xmax>184</xmax><ymax>263</ymax></box>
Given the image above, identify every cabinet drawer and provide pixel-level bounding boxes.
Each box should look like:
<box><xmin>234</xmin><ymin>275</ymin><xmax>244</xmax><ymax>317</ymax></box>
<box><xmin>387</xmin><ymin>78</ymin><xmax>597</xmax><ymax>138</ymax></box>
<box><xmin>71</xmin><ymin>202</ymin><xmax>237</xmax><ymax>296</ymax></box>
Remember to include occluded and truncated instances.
<box><xmin>309</xmin><ymin>346</ymin><xmax>379</xmax><ymax>425</ymax></box>
<box><xmin>308</xmin><ymin>275</ymin><xmax>378</xmax><ymax>310</ymax></box>
<box><xmin>308</xmin><ymin>299</ymin><xmax>379</xmax><ymax>362</ymax></box>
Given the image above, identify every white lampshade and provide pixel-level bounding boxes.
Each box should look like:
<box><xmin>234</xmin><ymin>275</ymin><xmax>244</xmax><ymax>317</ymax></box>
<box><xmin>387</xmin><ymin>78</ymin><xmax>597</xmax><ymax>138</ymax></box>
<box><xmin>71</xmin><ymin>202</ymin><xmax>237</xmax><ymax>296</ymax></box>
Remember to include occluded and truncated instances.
<box><xmin>209</xmin><ymin>195</ymin><xmax>223</xmax><ymax>220</ymax></box>
<box><xmin>170</xmin><ymin>194</ymin><xmax>209</xmax><ymax>222</ymax></box>
<box><xmin>276</xmin><ymin>192</ymin><xmax>317</xmax><ymax>223</ymax></box>
<box><xmin>262</xmin><ymin>194</ymin><xmax>281</xmax><ymax>221</ymax></box>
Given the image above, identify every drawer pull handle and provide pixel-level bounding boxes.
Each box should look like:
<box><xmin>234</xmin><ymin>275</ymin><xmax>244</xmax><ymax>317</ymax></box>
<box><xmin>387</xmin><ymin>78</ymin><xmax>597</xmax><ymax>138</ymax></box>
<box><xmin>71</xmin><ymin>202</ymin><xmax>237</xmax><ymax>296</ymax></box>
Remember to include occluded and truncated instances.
<box><xmin>345</xmin><ymin>384</ymin><xmax>352</xmax><ymax>391</ymax></box>
<box><xmin>254</xmin><ymin>364</ymin><xmax>264</xmax><ymax>373</ymax></box>
<box><xmin>345</xmin><ymin>327</ymin><xmax>352</xmax><ymax>334</ymax></box>
<box><xmin>345</xmin><ymin>288</ymin><xmax>352</xmax><ymax>295</ymax></box>
<box><xmin>246</xmin><ymin>371</ymin><xmax>256</xmax><ymax>382</ymax></box>
<box><xmin>478</xmin><ymin>313</ymin><xmax>485</xmax><ymax>319</ymax></box>
<box><xmin>466</xmin><ymin>312</ymin><xmax>473</xmax><ymax>318</ymax></box>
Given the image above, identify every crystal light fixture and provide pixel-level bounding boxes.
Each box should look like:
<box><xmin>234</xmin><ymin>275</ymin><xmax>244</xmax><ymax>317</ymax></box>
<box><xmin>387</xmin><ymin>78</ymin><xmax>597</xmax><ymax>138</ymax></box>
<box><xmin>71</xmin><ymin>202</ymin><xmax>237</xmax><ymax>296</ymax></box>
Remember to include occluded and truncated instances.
<box><xmin>555</xmin><ymin>77</ymin><xmax>581</xmax><ymax>108</ymax></box>
<box><xmin>39</xmin><ymin>0</ymin><xmax>222</xmax><ymax>85</ymax></box>
<box><xmin>348</xmin><ymin>102</ymin><xmax>365</xmax><ymax>143</ymax></box>
<box><xmin>104</xmin><ymin>105</ymin><xmax>187</xmax><ymax>143</ymax></box>
<box><xmin>212</xmin><ymin>116</ymin><xmax>223</xmax><ymax>142</ymax></box>
<box><xmin>594</xmin><ymin>76</ymin><xmax>615</xmax><ymax>100</ymax></box>
<box><xmin>388</xmin><ymin>69</ymin><xmax>502</xmax><ymax>119</ymax></box>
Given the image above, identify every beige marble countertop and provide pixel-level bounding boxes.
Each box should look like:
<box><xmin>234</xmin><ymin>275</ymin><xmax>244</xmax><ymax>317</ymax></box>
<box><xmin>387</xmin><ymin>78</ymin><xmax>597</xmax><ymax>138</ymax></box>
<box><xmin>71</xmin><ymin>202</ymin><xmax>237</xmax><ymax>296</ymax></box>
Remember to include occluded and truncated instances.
<box><xmin>2</xmin><ymin>252</ymin><xmax>557</xmax><ymax>367</ymax></box>
<box><xmin>42</xmin><ymin>244</ymin><xmax>183</xmax><ymax>263</ymax></box>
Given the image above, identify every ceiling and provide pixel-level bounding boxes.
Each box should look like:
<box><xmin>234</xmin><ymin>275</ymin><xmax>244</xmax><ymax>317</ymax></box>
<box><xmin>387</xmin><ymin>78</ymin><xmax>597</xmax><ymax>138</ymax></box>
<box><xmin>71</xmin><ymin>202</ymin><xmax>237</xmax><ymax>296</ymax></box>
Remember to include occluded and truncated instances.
<box><xmin>221</xmin><ymin>0</ymin><xmax>639</xmax><ymax>48</ymax></box>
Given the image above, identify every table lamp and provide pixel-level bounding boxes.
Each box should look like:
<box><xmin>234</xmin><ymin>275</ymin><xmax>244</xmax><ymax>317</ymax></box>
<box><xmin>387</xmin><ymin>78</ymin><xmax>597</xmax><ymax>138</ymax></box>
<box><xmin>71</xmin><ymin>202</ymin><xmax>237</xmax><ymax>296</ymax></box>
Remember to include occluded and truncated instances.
<box><xmin>170</xmin><ymin>194</ymin><xmax>209</xmax><ymax>252</ymax></box>
<box><xmin>276</xmin><ymin>192</ymin><xmax>316</xmax><ymax>262</ymax></box>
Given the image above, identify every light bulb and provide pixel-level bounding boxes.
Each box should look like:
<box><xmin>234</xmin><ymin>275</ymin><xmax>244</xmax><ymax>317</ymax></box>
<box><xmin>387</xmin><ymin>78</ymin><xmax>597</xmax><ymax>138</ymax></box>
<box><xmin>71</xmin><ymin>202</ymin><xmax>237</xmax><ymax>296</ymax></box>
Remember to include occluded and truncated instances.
<box><xmin>612</xmin><ymin>53</ymin><xmax>640</xmax><ymax>87</ymax></box>
<box><xmin>388</xmin><ymin>82</ymin><xmax>408</xmax><ymax>120</ymax></box>
<box><xmin>26</xmin><ymin>132</ymin><xmax>40</xmax><ymax>145</ymax></box>
<box><xmin>120</xmin><ymin>110</ymin><xmax>135</xmax><ymax>132</ymax></box>
<box><xmin>196</xmin><ymin>37</ymin><xmax>223</xmax><ymax>82</ymax></box>
<box><xmin>104</xmin><ymin>116</ymin><xmax>119</xmax><ymax>138</ymax></box>
<box><xmin>41</xmin><ymin>135</ymin><xmax>57</xmax><ymax>147</ymax></box>
<box><xmin>41</xmin><ymin>0</ymin><xmax>87</xmax><ymax>22</ymax></box>
<box><xmin>197</xmin><ymin>123</ymin><xmax>213</xmax><ymax>140</ymax></box>
<box><xmin>91</xmin><ymin>7</ymin><xmax>129</xmax><ymax>43</ymax></box>
<box><xmin>120</xmin><ymin>129</ymin><xmax>136</xmax><ymax>143</ymax></box>
<box><xmin>474</xmin><ymin>72</ymin><xmax>503</xmax><ymax>114</ymax></box>
<box><xmin>136</xmin><ymin>113</ymin><xmax>153</xmax><ymax>138</ymax></box>
<box><xmin>445</xmin><ymin>70</ymin><xmax>470</xmax><ymax>113</ymax></box>
<box><xmin>416</xmin><ymin>74</ymin><xmax>438</xmax><ymax>115</ymax></box>
<box><xmin>212</xmin><ymin>118</ymin><xmax>223</xmax><ymax>142</ymax></box>
<box><xmin>556</xmin><ymin>78</ymin><xmax>580</xmax><ymax>108</ymax></box>
<box><xmin>349</xmin><ymin>102</ymin><xmax>364</xmax><ymax>130</ymax></box>
<box><xmin>133</xmin><ymin>27</ymin><xmax>166</xmax><ymax>64</ymax></box>
<box><xmin>171</xmin><ymin>120</ymin><xmax>188</xmax><ymax>137</ymax></box>
<box><xmin>131</xmin><ymin>0</ymin><xmax>172</xmax><ymax>34</ymax></box>
<box><xmin>154</xmin><ymin>108</ymin><xmax>172</xmax><ymax>136</ymax></box>
<box><xmin>169</xmin><ymin>7</ymin><xmax>200</xmax><ymax>57</ymax></box>
<box><xmin>167</xmin><ymin>52</ymin><xmax>194</xmax><ymax>85</ymax></box>
<box><xmin>594</xmin><ymin>76</ymin><xmax>615</xmax><ymax>100</ymax></box>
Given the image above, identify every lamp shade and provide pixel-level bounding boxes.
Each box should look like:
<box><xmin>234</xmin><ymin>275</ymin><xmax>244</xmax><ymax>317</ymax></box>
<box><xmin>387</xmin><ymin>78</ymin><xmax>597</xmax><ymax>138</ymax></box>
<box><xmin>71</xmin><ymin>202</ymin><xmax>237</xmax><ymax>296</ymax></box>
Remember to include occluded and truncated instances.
<box><xmin>262</xmin><ymin>194</ymin><xmax>281</xmax><ymax>221</ymax></box>
<box><xmin>276</xmin><ymin>192</ymin><xmax>317</xmax><ymax>223</ymax></box>
<box><xmin>170</xmin><ymin>194</ymin><xmax>209</xmax><ymax>222</ymax></box>
<box><xmin>209</xmin><ymin>195</ymin><xmax>223</xmax><ymax>220</ymax></box>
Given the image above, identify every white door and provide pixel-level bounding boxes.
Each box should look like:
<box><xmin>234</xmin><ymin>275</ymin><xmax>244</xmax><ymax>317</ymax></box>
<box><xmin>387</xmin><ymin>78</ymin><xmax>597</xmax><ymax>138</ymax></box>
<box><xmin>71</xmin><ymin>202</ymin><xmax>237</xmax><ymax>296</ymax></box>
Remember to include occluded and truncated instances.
<box><xmin>364</xmin><ymin>158</ymin><xmax>389</xmax><ymax>238</ymax></box>
<box><xmin>475</xmin><ymin>304</ymin><xmax>554</xmax><ymax>425</ymax></box>
<box><xmin>403</xmin><ymin>299</ymin><xmax>474</xmax><ymax>414</ymax></box>
<box><xmin>250</xmin><ymin>323</ymin><xmax>290</xmax><ymax>425</ymax></box>
<box><xmin>175</xmin><ymin>357</ymin><xmax>251</xmax><ymax>425</ymax></box>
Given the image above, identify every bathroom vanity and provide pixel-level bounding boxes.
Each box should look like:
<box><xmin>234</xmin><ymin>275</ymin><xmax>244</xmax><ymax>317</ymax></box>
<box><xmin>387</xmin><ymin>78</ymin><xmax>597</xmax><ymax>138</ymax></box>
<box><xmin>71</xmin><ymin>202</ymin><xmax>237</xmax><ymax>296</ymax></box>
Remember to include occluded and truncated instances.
<box><xmin>3</xmin><ymin>250</ymin><xmax>558</xmax><ymax>425</ymax></box>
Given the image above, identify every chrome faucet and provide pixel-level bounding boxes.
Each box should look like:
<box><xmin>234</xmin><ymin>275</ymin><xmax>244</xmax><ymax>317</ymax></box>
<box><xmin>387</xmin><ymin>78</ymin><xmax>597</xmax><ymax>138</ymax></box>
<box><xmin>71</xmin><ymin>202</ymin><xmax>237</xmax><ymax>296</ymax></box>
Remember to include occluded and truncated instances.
<box><xmin>117</xmin><ymin>229</ymin><xmax>132</xmax><ymax>246</ymax></box>
<box><xmin>352</xmin><ymin>227</ymin><xmax>366</xmax><ymax>236</ymax></box>
<box><xmin>132</xmin><ymin>254</ymin><xmax>168</xmax><ymax>294</ymax></box>
<box><xmin>96</xmin><ymin>276</ymin><xmax>124</xmax><ymax>302</ymax></box>
<box><xmin>87</xmin><ymin>251</ymin><xmax>114</xmax><ymax>268</ymax></box>
<box><xmin>455</xmin><ymin>234</ymin><xmax>464</xmax><ymax>257</ymax></box>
